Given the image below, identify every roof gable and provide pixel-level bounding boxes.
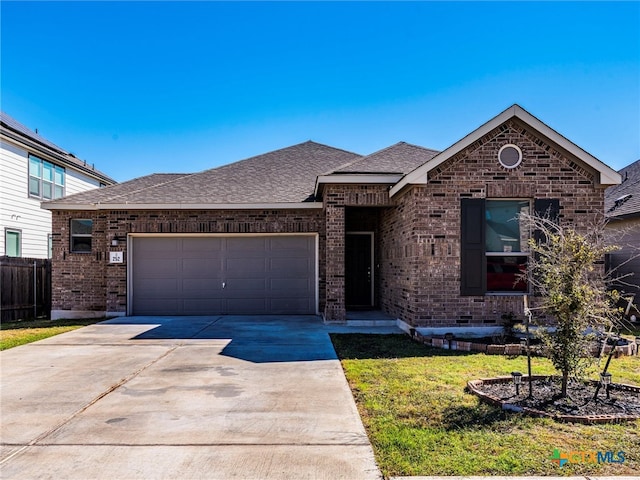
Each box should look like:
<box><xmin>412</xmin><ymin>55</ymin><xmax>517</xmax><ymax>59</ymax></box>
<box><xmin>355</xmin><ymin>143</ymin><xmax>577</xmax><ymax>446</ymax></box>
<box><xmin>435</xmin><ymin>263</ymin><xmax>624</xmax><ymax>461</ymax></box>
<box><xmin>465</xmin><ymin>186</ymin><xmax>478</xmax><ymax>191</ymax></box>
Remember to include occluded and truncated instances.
<box><xmin>390</xmin><ymin>104</ymin><xmax>621</xmax><ymax>197</ymax></box>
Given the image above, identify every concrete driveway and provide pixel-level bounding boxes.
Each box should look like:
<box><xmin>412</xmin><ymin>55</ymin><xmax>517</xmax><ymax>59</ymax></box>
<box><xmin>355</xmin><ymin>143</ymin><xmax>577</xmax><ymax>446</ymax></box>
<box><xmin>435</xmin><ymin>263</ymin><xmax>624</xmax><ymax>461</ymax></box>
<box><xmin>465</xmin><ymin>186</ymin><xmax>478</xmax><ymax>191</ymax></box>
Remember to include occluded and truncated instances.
<box><xmin>1</xmin><ymin>316</ymin><xmax>396</xmax><ymax>479</ymax></box>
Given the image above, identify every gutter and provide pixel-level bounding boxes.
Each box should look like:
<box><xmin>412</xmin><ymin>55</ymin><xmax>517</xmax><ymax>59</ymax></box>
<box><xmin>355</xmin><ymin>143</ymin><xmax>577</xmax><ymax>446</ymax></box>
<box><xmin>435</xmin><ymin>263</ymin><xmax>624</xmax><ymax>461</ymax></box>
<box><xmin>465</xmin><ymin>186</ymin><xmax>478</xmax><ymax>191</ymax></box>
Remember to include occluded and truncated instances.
<box><xmin>41</xmin><ymin>202</ymin><xmax>325</xmax><ymax>211</ymax></box>
<box><xmin>0</xmin><ymin>129</ymin><xmax>116</xmax><ymax>185</ymax></box>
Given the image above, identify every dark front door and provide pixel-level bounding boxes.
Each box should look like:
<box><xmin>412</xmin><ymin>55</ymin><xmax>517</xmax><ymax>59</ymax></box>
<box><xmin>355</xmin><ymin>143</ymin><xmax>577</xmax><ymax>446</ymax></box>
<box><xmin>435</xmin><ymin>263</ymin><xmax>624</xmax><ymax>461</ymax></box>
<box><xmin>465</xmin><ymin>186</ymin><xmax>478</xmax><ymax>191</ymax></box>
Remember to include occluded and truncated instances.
<box><xmin>345</xmin><ymin>233</ymin><xmax>373</xmax><ymax>308</ymax></box>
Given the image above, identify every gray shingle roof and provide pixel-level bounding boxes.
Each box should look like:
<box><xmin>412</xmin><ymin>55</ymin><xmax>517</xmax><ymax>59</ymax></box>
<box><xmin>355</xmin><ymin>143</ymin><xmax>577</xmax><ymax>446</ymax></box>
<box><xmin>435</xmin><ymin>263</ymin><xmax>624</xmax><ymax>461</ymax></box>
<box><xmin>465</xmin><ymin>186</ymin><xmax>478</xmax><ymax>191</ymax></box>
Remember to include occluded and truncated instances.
<box><xmin>0</xmin><ymin>112</ymin><xmax>116</xmax><ymax>184</ymax></box>
<box><xmin>46</xmin><ymin>141</ymin><xmax>362</xmax><ymax>206</ymax></box>
<box><xmin>606</xmin><ymin>159</ymin><xmax>640</xmax><ymax>218</ymax></box>
<box><xmin>50</xmin><ymin>173</ymin><xmax>190</xmax><ymax>205</ymax></box>
<box><xmin>332</xmin><ymin>142</ymin><xmax>439</xmax><ymax>174</ymax></box>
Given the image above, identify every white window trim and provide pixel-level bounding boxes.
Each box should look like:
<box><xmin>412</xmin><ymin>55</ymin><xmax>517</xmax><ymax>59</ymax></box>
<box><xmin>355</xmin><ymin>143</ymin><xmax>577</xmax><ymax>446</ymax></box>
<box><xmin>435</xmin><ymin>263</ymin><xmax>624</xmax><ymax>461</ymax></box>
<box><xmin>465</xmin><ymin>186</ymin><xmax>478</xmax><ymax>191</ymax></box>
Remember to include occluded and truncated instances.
<box><xmin>70</xmin><ymin>219</ymin><xmax>93</xmax><ymax>253</ymax></box>
<box><xmin>29</xmin><ymin>154</ymin><xmax>66</xmax><ymax>200</ymax></box>
<box><xmin>5</xmin><ymin>228</ymin><xmax>22</xmax><ymax>257</ymax></box>
<box><xmin>485</xmin><ymin>198</ymin><xmax>531</xmax><ymax>293</ymax></box>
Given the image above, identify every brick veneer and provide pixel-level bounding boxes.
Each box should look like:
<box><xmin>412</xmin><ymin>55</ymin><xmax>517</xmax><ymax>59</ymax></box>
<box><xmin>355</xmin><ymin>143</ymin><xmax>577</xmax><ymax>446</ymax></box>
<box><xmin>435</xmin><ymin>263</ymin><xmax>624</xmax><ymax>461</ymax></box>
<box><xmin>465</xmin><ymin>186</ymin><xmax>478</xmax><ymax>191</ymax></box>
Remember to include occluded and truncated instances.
<box><xmin>322</xmin><ymin>185</ymin><xmax>394</xmax><ymax>321</ymax></box>
<box><xmin>379</xmin><ymin>119</ymin><xmax>606</xmax><ymax>326</ymax></box>
<box><xmin>51</xmin><ymin>209</ymin><xmax>324</xmax><ymax>316</ymax></box>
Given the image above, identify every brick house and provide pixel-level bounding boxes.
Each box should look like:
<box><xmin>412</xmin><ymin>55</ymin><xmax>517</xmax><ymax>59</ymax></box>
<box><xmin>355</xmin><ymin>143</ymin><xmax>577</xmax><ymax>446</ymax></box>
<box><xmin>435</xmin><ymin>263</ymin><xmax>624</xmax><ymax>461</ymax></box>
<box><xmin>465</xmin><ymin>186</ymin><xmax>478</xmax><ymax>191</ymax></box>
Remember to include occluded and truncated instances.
<box><xmin>43</xmin><ymin>105</ymin><xmax>621</xmax><ymax>329</ymax></box>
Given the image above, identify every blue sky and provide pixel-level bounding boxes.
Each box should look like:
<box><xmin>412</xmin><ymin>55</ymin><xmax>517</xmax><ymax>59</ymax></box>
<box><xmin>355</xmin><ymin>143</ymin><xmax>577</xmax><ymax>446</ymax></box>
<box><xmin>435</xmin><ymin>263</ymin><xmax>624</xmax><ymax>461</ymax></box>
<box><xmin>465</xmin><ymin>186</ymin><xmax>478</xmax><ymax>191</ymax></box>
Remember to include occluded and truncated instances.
<box><xmin>2</xmin><ymin>1</ymin><xmax>638</xmax><ymax>182</ymax></box>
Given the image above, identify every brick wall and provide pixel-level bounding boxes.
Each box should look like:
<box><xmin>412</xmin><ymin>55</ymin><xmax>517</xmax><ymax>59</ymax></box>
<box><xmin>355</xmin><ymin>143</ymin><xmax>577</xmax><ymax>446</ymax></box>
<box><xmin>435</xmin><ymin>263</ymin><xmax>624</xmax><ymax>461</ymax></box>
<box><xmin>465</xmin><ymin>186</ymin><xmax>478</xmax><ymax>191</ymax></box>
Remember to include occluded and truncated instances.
<box><xmin>51</xmin><ymin>209</ymin><xmax>324</xmax><ymax>315</ymax></box>
<box><xmin>322</xmin><ymin>185</ymin><xmax>393</xmax><ymax>321</ymax></box>
<box><xmin>380</xmin><ymin>119</ymin><xmax>607</xmax><ymax>327</ymax></box>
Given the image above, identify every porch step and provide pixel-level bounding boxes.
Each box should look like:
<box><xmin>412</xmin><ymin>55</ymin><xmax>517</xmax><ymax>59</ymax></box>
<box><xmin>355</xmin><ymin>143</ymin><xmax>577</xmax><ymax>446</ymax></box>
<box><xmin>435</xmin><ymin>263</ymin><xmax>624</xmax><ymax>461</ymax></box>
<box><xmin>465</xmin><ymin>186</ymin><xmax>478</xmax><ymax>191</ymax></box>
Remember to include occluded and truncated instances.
<box><xmin>344</xmin><ymin>310</ymin><xmax>397</xmax><ymax>327</ymax></box>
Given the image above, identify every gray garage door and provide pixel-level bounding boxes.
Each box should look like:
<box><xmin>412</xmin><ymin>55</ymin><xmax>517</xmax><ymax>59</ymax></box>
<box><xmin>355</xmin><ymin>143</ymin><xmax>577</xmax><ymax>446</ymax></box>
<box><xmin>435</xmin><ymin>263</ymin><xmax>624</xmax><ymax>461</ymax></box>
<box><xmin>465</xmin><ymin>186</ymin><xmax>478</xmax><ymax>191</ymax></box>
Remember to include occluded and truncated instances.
<box><xmin>131</xmin><ymin>236</ymin><xmax>316</xmax><ymax>315</ymax></box>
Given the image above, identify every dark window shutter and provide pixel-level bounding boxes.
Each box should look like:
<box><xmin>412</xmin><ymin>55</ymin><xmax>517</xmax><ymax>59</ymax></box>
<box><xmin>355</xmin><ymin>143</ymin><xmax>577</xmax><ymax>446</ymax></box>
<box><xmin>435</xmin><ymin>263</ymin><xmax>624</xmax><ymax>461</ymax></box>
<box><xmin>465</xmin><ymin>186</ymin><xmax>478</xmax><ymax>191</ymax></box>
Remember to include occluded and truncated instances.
<box><xmin>461</xmin><ymin>198</ymin><xmax>486</xmax><ymax>296</ymax></box>
<box><xmin>533</xmin><ymin>198</ymin><xmax>560</xmax><ymax>244</ymax></box>
<box><xmin>531</xmin><ymin>199</ymin><xmax>560</xmax><ymax>295</ymax></box>
<box><xmin>534</xmin><ymin>199</ymin><xmax>560</xmax><ymax>223</ymax></box>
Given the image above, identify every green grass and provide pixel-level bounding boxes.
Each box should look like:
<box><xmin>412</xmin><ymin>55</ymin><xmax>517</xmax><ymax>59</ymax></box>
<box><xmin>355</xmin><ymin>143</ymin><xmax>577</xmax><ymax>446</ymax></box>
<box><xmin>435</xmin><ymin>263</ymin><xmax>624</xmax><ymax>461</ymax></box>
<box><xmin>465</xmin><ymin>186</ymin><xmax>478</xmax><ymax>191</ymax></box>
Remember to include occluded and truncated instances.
<box><xmin>330</xmin><ymin>334</ymin><xmax>640</xmax><ymax>478</ymax></box>
<box><xmin>0</xmin><ymin>318</ymin><xmax>103</xmax><ymax>350</ymax></box>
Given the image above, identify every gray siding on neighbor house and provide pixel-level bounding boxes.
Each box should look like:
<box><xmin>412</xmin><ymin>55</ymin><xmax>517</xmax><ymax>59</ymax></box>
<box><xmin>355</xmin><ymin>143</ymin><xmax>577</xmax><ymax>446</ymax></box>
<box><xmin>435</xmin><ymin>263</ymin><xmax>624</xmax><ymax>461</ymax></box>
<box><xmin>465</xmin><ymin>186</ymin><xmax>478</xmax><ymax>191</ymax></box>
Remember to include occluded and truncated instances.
<box><xmin>608</xmin><ymin>218</ymin><xmax>640</xmax><ymax>297</ymax></box>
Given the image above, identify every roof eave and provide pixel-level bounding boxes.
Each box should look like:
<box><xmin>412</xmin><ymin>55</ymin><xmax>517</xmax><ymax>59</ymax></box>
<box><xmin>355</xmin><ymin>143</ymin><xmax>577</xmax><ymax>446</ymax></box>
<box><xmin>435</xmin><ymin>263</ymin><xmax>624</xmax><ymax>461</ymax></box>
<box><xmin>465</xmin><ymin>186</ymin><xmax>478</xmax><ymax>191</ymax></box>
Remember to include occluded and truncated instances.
<box><xmin>1</xmin><ymin>129</ymin><xmax>116</xmax><ymax>185</ymax></box>
<box><xmin>390</xmin><ymin>104</ymin><xmax>622</xmax><ymax>197</ymax></box>
<box><xmin>41</xmin><ymin>202</ymin><xmax>324</xmax><ymax>211</ymax></box>
<box><xmin>314</xmin><ymin>173</ymin><xmax>403</xmax><ymax>196</ymax></box>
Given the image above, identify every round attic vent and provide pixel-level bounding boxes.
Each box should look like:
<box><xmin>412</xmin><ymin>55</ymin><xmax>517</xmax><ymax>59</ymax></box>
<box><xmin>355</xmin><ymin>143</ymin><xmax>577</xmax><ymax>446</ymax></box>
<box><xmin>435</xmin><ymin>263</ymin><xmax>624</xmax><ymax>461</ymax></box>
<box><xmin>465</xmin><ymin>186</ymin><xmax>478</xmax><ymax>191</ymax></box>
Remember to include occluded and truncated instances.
<box><xmin>498</xmin><ymin>144</ymin><xmax>523</xmax><ymax>169</ymax></box>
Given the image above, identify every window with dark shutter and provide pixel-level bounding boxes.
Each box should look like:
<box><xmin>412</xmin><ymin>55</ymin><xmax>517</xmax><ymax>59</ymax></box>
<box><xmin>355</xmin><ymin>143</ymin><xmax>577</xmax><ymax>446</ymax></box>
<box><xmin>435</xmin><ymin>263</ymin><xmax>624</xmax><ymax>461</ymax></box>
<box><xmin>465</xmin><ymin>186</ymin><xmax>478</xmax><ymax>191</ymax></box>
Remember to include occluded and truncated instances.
<box><xmin>485</xmin><ymin>200</ymin><xmax>530</xmax><ymax>293</ymax></box>
<box><xmin>461</xmin><ymin>197</ymin><xmax>553</xmax><ymax>295</ymax></box>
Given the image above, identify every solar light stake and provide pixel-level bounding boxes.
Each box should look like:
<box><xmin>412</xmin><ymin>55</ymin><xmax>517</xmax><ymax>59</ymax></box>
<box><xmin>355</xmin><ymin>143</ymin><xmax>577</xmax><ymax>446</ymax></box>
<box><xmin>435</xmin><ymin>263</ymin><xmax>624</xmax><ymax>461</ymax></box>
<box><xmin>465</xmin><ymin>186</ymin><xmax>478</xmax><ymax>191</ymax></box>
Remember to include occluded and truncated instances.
<box><xmin>600</xmin><ymin>372</ymin><xmax>612</xmax><ymax>399</ymax></box>
<box><xmin>523</xmin><ymin>295</ymin><xmax>533</xmax><ymax>398</ymax></box>
<box><xmin>444</xmin><ymin>332</ymin><xmax>454</xmax><ymax>350</ymax></box>
<box><xmin>511</xmin><ymin>371</ymin><xmax>523</xmax><ymax>396</ymax></box>
<box><xmin>635</xmin><ymin>337</ymin><xmax>640</xmax><ymax>356</ymax></box>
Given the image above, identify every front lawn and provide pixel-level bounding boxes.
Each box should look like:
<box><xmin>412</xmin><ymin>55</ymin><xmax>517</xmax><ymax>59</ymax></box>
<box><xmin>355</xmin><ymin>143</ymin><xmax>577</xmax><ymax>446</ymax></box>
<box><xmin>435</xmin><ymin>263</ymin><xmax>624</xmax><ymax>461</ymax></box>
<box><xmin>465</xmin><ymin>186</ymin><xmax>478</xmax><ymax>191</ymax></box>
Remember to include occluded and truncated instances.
<box><xmin>0</xmin><ymin>318</ymin><xmax>103</xmax><ymax>350</ymax></box>
<box><xmin>330</xmin><ymin>333</ymin><xmax>640</xmax><ymax>477</ymax></box>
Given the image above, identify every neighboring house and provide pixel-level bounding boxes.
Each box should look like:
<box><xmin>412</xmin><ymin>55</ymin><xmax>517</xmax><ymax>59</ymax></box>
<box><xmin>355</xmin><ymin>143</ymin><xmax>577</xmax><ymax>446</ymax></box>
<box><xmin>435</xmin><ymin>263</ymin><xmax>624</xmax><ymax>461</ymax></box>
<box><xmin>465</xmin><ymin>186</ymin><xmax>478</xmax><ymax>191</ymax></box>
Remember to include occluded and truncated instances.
<box><xmin>1</xmin><ymin>113</ymin><xmax>116</xmax><ymax>258</ymax></box>
<box><xmin>42</xmin><ymin>105</ymin><xmax>621</xmax><ymax>328</ymax></box>
<box><xmin>605</xmin><ymin>159</ymin><xmax>640</xmax><ymax>299</ymax></box>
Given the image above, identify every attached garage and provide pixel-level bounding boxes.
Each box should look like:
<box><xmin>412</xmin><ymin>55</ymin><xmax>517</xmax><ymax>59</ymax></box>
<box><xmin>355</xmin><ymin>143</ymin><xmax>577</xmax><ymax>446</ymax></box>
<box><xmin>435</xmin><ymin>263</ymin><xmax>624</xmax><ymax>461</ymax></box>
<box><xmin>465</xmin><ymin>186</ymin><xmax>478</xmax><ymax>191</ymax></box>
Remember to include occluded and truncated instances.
<box><xmin>129</xmin><ymin>235</ymin><xmax>317</xmax><ymax>315</ymax></box>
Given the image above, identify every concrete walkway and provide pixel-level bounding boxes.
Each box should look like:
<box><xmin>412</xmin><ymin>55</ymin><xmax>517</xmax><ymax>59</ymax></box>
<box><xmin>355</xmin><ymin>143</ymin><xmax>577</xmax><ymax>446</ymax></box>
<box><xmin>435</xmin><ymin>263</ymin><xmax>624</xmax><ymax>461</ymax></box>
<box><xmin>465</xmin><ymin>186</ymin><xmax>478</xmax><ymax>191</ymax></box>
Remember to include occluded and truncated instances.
<box><xmin>1</xmin><ymin>315</ymin><xmax>399</xmax><ymax>479</ymax></box>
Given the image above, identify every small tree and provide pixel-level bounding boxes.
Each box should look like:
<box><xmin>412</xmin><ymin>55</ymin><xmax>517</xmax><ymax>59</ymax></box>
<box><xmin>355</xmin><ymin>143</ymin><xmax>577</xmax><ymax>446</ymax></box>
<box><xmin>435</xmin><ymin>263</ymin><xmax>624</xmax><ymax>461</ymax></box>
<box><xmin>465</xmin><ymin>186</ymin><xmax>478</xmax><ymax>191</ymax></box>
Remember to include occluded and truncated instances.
<box><xmin>520</xmin><ymin>213</ymin><xmax>621</xmax><ymax>397</ymax></box>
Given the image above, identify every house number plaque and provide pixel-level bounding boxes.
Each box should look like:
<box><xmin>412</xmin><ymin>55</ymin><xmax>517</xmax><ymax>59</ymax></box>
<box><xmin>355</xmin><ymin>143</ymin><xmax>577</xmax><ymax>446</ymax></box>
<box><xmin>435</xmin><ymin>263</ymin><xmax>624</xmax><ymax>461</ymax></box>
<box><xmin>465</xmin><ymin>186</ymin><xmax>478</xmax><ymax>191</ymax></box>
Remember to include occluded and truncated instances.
<box><xmin>109</xmin><ymin>251</ymin><xmax>124</xmax><ymax>263</ymax></box>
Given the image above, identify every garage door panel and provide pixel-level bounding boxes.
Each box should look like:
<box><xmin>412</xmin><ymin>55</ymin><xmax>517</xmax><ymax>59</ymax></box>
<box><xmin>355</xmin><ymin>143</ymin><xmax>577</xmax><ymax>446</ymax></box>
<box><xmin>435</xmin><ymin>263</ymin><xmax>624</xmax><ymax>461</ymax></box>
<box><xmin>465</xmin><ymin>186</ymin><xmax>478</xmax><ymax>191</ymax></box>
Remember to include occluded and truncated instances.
<box><xmin>269</xmin><ymin>236</ymin><xmax>312</xmax><ymax>250</ymax></box>
<box><xmin>182</xmin><ymin>258</ymin><xmax>222</xmax><ymax>277</ymax></box>
<box><xmin>226</xmin><ymin>237</ymin><xmax>265</xmax><ymax>252</ymax></box>
<box><xmin>132</xmin><ymin>235</ymin><xmax>315</xmax><ymax>315</ymax></box>
<box><xmin>270</xmin><ymin>278</ymin><xmax>312</xmax><ymax>293</ymax></box>
<box><xmin>269</xmin><ymin>298</ymin><xmax>313</xmax><ymax>314</ymax></box>
<box><xmin>136</xmin><ymin>238</ymin><xmax>180</xmax><ymax>255</ymax></box>
<box><xmin>226</xmin><ymin>298</ymin><xmax>267</xmax><ymax>314</ymax></box>
<box><xmin>181</xmin><ymin>278</ymin><xmax>222</xmax><ymax>296</ymax></box>
<box><xmin>225</xmin><ymin>278</ymin><xmax>266</xmax><ymax>295</ymax></box>
<box><xmin>134</xmin><ymin>298</ymin><xmax>182</xmax><ymax>315</ymax></box>
<box><xmin>136</xmin><ymin>259</ymin><xmax>180</xmax><ymax>276</ymax></box>
<box><xmin>135</xmin><ymin>278</ymin><xmax>179</xmax><ymax>295</ymax></box>
<box><xmin>182</xmin><ymin>237</ymin><xmax>224</xmax><ymax>252</ymax></box>
<box><xmin>226</xmin><ymin>257</ymin><xmax>266</xmax><ymax>275</ymax></box>
<box><xmin>183</xmin><ymin>299</ymin><xmax>223</xmax><ymax>313</ymax></box>
<box><xmin>269</xmin><ymin>257</ymin><xmax>311</xmax><ymax>276</ymax></box>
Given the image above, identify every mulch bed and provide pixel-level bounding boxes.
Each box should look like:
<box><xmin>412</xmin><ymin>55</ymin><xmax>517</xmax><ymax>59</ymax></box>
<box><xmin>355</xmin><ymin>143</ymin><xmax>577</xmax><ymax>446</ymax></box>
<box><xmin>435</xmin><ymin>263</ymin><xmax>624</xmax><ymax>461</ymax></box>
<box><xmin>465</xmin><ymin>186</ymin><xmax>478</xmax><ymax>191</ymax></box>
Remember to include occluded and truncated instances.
<box><xmin>467</xmin><ymin>375</ymin><xmax>640</xmax><ymax>423</ymax></box>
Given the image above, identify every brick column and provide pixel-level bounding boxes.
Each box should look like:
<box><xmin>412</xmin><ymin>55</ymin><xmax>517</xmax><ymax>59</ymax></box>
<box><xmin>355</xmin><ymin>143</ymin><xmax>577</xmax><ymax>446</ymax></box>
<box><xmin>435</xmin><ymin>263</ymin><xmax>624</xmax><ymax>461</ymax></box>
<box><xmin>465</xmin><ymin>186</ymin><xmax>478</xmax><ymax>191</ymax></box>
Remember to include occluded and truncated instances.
<box><xmin>323</xmin><ymin>202</ymin><xmax>346</xmax><ymax>322</ymax></box>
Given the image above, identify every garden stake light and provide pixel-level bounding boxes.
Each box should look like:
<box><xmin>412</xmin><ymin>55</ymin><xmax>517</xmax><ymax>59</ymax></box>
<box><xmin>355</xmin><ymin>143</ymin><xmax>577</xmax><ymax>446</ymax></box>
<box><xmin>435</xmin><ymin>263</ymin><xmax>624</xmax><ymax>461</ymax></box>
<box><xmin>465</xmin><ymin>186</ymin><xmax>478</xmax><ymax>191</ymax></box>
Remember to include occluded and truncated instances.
<box><xmin>635</xmin><ymin>337</ymin><xmax>640</xmax><ymax>356</ymax></box>
<box><xmin>523</xmin><ymin>295</ymin><xmax>533</xmax><ymax>398</ymax></box>
<box><xmin>511</xmin><ymin>371</ymin><xmax>523</xmax><ymax>396</ymax></box>
<box><xmin>600</xmin><ymin>372</ymin><xmax>612</xmax><ymax>399</ymax></box>
<box><xmin>444</xmin><ymin>332</ymin><xmax>454</xmax><ymax>350</ymax></box>
<box><xmin>593</xmin><ymin>333</ymin><xmax>618</xmax><ymax>401</ymax></box>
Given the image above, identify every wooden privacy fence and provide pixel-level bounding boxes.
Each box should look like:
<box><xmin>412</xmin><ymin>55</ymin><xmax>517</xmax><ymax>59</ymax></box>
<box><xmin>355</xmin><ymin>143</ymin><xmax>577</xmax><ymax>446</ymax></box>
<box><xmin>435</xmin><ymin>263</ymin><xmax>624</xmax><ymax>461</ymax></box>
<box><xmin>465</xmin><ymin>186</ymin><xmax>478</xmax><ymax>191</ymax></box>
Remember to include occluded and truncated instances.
<box><xmin>0</xmin><ymin>256</ymin><xmax>51</xmax><ymax>322</ymax></box>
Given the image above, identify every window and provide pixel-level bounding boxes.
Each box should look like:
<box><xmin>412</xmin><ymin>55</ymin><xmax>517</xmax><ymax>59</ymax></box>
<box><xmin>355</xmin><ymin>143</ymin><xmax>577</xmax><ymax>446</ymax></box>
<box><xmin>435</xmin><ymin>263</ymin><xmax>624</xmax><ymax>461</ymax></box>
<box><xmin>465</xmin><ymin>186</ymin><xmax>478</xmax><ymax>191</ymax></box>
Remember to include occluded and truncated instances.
<box><xmin>70</xmin><ymin>219</ymin><xmax>93</xmax><ymax>253</ymax></box>
<box><xmin>461</xmin><ymin>198</ymin><xmax>559</xmax><ymax>295</ymax></box>
<box><xmin>485</xmin><ymin>200</ymin><xmax>530</xmax><ymax>292</ymax></box>
<box><xmin>29</xmin><ymin>155</ymin><xmax>65</xmax><ymax>199</ymax></box>
<box><xmin>498</xmin><ymin>144</ymin><xmax>523</xmax><ymax>169</ymax></box>
<box><xmin>5</xmin><ymin>229</ymin><xmax>21</xmax><ymax>257</ymax></box>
